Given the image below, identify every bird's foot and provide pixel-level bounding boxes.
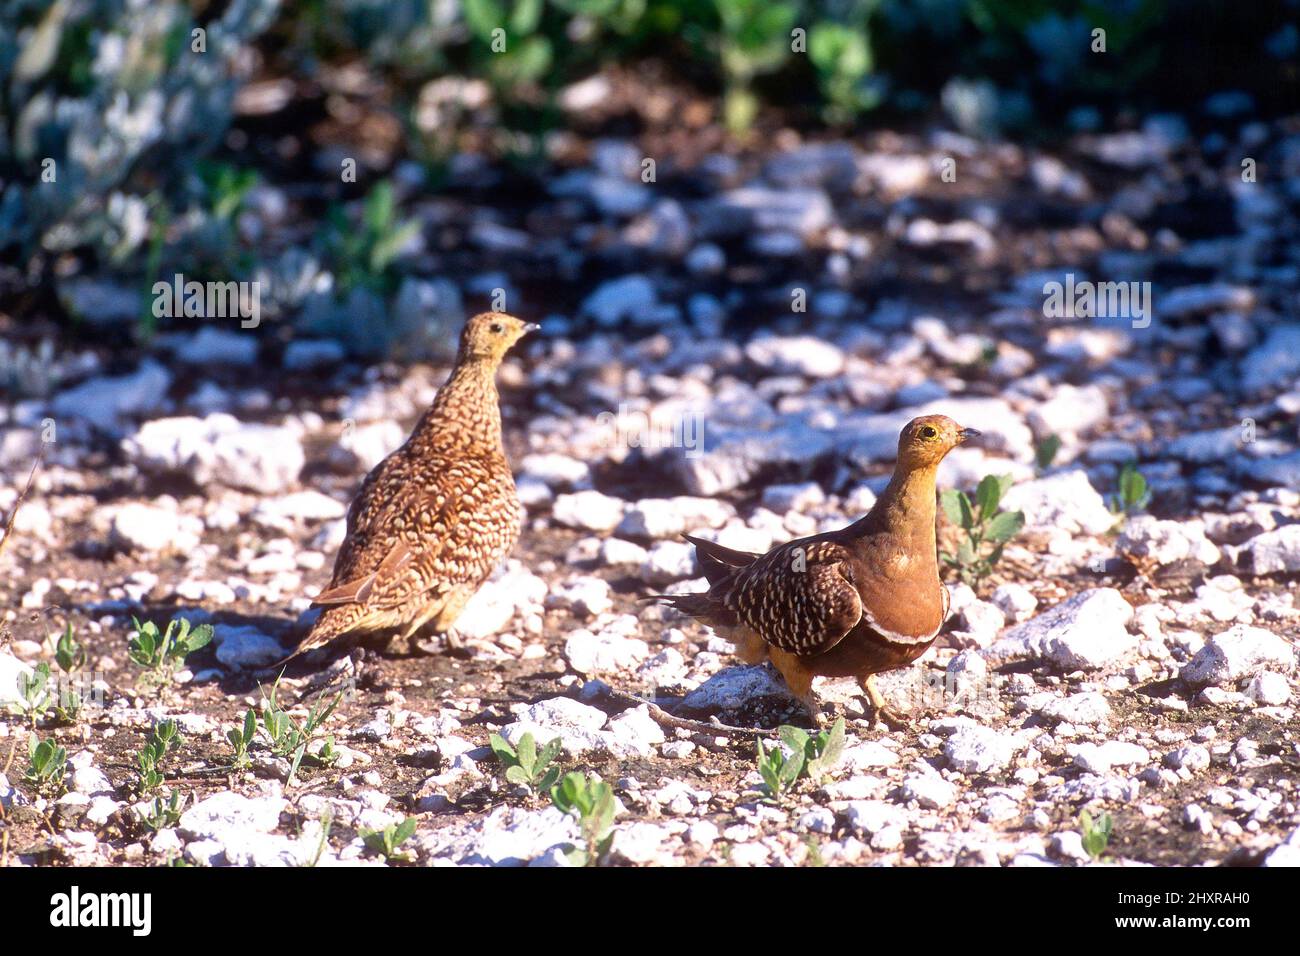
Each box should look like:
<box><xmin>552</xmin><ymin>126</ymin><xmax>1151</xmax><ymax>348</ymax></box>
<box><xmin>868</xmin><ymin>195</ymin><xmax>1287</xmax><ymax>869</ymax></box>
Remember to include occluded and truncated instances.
<box><xmin>414</xmin><ymin>628</ymin><xmax>464</xmax><ymax>657</ymax></box>
<box><xmin>865</xmin><ymin>701</ymin><xmax>909</xmax><ymax>731</ymax></box>
<box><xmin>861</xmin><ymin>675</ymin><xmax>909</xmax><ymax>732</ymax></box>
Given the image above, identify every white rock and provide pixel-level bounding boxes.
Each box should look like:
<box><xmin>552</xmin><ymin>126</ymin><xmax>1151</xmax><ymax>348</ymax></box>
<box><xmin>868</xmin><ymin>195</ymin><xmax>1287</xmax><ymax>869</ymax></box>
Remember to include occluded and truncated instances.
<box><xmin>1180</xmin><ymin>624</ymin><xmax>1296</xmax><ymax>688</ymax></box>
<box><xmin>760</xmin><ymin>481</ymin><xmax>826</xmax><ymax>513</ymax></box>
<box><xmin>1037</xmin><ymin>691</ymin><xmax>1111</xmax><ymax>725</ymax></box>
<box><xmin>462</xmin><ymin>806</ymin><xmax>578</xmax><ymax>866</ymax></box>
<box><xmin>1262</xmin><ymin>827</ymin><xmax>1300</xmax><ymax>867</ymax></box>
<box><xmin>991</xmin><ymin>583</ymin><xmax>1038</xmax><ymax>623</ymax></box>
<box><xmin>1118</xmin><ymin>516</ymin><xmax>1220</xmax><ymax>566</ymax></box>
<box><xmin>680</xmin><ymin>665</ymin><xmax>794</xmax><ymax>712</ymax></box>
<box><xmin>598</xmin><ymin>537</ymin><xmax>648</xmax><ymax>569</ymax></box>
<box><xmin>844</xmin><ymin>800</ymin><xmax>908</xmax><ymax>836</ymax></box>
<box><xmin>605</xmin><ymin>705</ymin><xmax>667</xmax><ymax>756</ymax></box>
<box><xmin>992</xmin><ymin>588</ymin><xmax>1136</xmax><ymax>670</ymax></box>
<box><xmin>616</xmin><ymin>496</ymin><xmax>734</xmax><ymax>539</ymax></box>
<box><xmin>124</xmin><ymin>413</ymin><xmax>304</xmax><ymax>494</ymax></box>
<box><xmin>1236</xmin><ymin>525</ymin><xmax>1300</xmax><ymax>575</ymax></box>
<box><xmin>338</xmin><ymin>420</ymin><xmax>405</xmax><ymax>472</ymax></box>
<box><xmin>180</xmin><ymin>792</ymin><xmax>287</xmax><ymax>840</ymax></box>
<box><xmin>1073</xmin><ymin>741</ymin><xmax>1148</xmax><ymax>774</ymax></box>
<box><xmin>52</xmin><ymin>360</ymin><xmax>172</xmax><ymax>429</ymax></box>
<box><xmin>640</xmin><ymin>541</ymin><xmax>697</xmax><ymax>585</ymax></box>
<box><xmin>283</xmin><ymin>340</ymin><xmax>345</xmax><ymax>370</ymax></box>
<box><xmin>1163</xmin><ymin>744</ymin><xmax>1210</xmax><ymax>772</ymax></box>
<box><xmin>455</xmin><ymin>564</ymin><xmax>546</xmax><ymax>640</ymax></box>
<box><xmin>1000</xmin><ymin>470</ymin><xmax>1115</xmax><ymax>536</ymax></box>
<box><xmin>943</xmin><ymin>724</ymin><xmax>1022</xmax><ymax>774</ymax></box>
<box><xmin>214</xmin><ymin>625</ymin><xmax>284</xmax><ymax>669</ymax></box>
<box><xmin>745</xmin><ymin>335</ymin><xmax>845</xmax><ymax>379</ymax></box>
<box><xmin>1027</xmin><ymin>384</ymin><xmax>1108</xmax><ymax>439</ymax></box>
<box><xmin>900</xmin><ymin>770</ymin><xmax>957</xmax><ymax>808</ymax></box>
<box><xmin>109</xmin><ymin>502</ymin><xmax>203</xmax><ymax>554</ymax></box>
<box><xmin>551</xmin><ymin>490</ymin><xmax>625</xmax><ymax>532</ymax></box>
<box><xmin>564</xmin><ymin>627</ymin><xmax>650</xmax><ymax>675</ymax></box>
<box><xmin>581</xmin><ymin>275</ymin><xmax>658</xmax><ymax>326</ymax></box>
<box><xmin>1246</xmin><ymin>671</ymin><xmax>1291</xmax><ymax>706</ymax></box>
<box><xmin>521</xmin><ymin>453</ymin><xmax>590</xmax><ymax>487</ymax></box>
<box><xmin>548</xmin><ymin>576</ymin><xmax>612</xmax><ymax>618</ymax></box>
<box><xmin>1241</xmin><ymin>324</ymin><xmax>1300</xmax><ymax>394</ymax></box>
<box><xmin>174</xmin><ymin>328</ymin><xmax>258</xmax><ymax>366</ymax></box>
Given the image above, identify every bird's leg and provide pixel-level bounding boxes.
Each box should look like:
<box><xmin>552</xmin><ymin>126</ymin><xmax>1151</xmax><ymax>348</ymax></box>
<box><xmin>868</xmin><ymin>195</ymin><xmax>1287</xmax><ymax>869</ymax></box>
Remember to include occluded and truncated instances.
<box><xmin>768</xmin><ymin>647</ymin><xmax>821</xmax><ymax>728</ymax></box>
<box><xmin>859</xmin><ymin>674</ymin><xmax>908</xmax><ymax>731</ymax></box>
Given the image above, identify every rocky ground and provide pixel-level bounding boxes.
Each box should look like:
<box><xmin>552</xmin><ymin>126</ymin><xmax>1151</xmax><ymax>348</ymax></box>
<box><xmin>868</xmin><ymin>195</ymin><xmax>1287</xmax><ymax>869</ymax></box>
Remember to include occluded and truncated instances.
<box><xmin>2</xmin><ymin>103</ymin><xmax>1299</xmax><ymax>867</ymax></box>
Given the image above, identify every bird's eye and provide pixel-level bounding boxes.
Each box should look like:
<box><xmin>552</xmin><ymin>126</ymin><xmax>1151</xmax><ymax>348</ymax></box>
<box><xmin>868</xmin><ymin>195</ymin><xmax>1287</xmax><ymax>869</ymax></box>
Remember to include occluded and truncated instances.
<box><xmin>490</xmin><ymin>322</ymin><xmax>504</xmax><ymax>334</ymax></box>
<box><xmin>920</xmin><ymin>425</ymin><xmax>938</xmax><ymax>439</ymax></box>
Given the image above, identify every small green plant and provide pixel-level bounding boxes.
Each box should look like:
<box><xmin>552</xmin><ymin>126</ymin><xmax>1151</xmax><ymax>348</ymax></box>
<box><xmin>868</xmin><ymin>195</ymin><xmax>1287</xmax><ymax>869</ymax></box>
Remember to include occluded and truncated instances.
<box><xmin>803</xmin><ymin>834</ymin><xmax>826</xmax><ymax>867</ymax></box>
<box><xmin>304</xmin><ymin>810</ymin><xmax>334</xmax><ymax>868</ymax></box>
<box><xmin>713</xmin><ymin>0</ymin><xmax>801</xmax><ymax>133</ymax></box>
<box><xmin>1109</xmin><ymin>462</ymin><xmax>1151</xmax><ymax>517</ymax></box>
<box><xmin>50</xmin><ymin>623</ymin><xmax>87</xmax><ymax>723</ymax></box>
<box><xmin>259</xmin><ymin>677</ymin><xmax>343</xmax><ymax>784</ymax></box>
<box><xmin>197</xmin><ymin>161</ymin><xmax>259</xmax><ymax>222</ymax></box>
<box><xmin>320</xmin><ymin>181</ymin><xmax>420</xmax><ymax>297</ymax></box>
<box><xmin>941</xmin><ymin>474</ymin><xmax>1025</xmax><ymax>587</ymax></box>
<box><xmin>23</xmin><ymin>736</ymin><xmax>67</xmax><ymax>795</ymax></box>
<box><xmin>128</xmin><ymin>616</ymin><xmax>213</xmax><ymax>685</ymax></box>
<box><xmin>550</xmin><ymin>772</ymin><xmax>617</xmax><ymax>867</ymax></box>
<box><xmin>755</xmin><ymin>735</ymin><xmax>803</xmax><ymax>803</ymax></box>
<box><xmin>808</xmin><ymin>20</ymin><xmax>882</xmax><ymax>122</ymax></box>
<box><xmin>1035</xmin><ymin>434</ymin><xmax>1062</xmax><ymax>471</ymax></box>
<box><xmin>1080</xmin><ymin>809</ymin><xmax>1114</xmax><ymax>860</ymax></box>
<box><xmin>143</xmin><ymin>790</ymin><xmax>187</xmax><ymax>831</ymax></box>
<box><xmin>54</xmin><ymin>623</ymin><xmax>85</xmax><ymax>673</ymax></box>
<box><xmin>782</xmin><ymin>717</ymin><xmax>847</xmax><ymax>784</ymax></box>
<box><xmin>12</xmin><ymin>661</ymin><xmax>53</xmax><ymax>726</ymax></box>
<box><xmin>136</xmin><ymin>719</ymin><xmax>182</xmax><ymax>794</ymax></box>
<box><xmin>226</xmin><ymin>709</ymin><xmax>258</xmax><ymax>771</ymax></box>
<box><xmin>489</xmin><ymin>731</ymin><xmax>562</xmax><ymax>794</ymax></box>
<box><xmin>358</xmin><ymin>818</ymin><xmax>418</xmax><ymax>862</ymax></box>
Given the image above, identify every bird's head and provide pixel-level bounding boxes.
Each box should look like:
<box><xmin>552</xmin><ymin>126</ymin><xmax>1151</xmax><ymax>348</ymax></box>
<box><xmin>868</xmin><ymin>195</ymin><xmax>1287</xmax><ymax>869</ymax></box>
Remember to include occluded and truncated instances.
<box><xmin>896</xmin><ymin>415</ymin><xmax>980</xmax><ymax>469</ymax></box>
<box><xmin>459</xmin><ymin>312</ymin><xmax>540</xmax><ymax>363</ymax></box>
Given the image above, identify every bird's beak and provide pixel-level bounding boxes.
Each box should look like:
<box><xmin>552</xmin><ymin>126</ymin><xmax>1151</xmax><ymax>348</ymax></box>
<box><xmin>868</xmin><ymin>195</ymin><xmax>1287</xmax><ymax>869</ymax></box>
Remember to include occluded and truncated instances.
<box><xmin>523</xmin><ymin>322</ymin><xmax>541</xmax><ymax>334</ymax></box>
<box><xmin>958</xmin><ymin>427</ymin><xmax>981</xmax><ymax>443</ymax></box>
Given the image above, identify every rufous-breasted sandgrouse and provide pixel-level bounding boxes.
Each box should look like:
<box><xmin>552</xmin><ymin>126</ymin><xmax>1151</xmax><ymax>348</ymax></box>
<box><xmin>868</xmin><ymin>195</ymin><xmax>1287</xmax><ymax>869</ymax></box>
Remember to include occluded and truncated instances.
<box><xmin>286</xmin><ymin>312</ymin><xmax>538</xmax><ymax>660</ymax></box>
<box><xmin>659</xmin><ymin>414</ymin><xmax>979</xmax><ymax>726</ymax></box>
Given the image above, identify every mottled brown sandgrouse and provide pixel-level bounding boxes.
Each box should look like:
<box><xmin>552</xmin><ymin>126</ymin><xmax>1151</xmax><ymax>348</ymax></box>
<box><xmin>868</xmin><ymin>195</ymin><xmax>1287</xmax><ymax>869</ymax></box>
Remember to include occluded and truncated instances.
<box><xmin>660</xmin><ymin>415</ymin><xmax>978</xmax><ymax>726</ymax></box>
<box><xmin>286</xmin><ymin>312</ymin><xmax>538</xmax><ymax>660</ymax></box>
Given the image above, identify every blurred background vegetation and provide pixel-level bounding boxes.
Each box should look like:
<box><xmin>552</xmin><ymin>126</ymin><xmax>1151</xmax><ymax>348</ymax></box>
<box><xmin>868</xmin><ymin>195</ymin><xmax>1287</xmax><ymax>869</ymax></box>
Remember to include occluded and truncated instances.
<box><xmin>0</xmin><ymin>0</ymin><xmax>1295</xmax><ymax>364</ymax></box>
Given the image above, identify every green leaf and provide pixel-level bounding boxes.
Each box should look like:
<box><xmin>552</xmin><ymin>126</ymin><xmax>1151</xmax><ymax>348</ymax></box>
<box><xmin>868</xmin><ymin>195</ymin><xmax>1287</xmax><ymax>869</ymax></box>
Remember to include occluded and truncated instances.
<box><xmin>940</xmin><ymin>489</ymin><xmax>966</xmax><ymax>527</ymax></box>
<box><xmin>536</xmin><ymin>737</ymin><xmax>562</xmax><ymax>772</ymax></box>
<box><xmin>505</xmin><ymin>765</ymin><xmax>531</xmax><ymax>786</ymax></box>
<box><xmin>985</xmin><ymin>510</ymin><xmax>1024</xmax><ymax>544</ymax></box>
<box><xmin>1035</xmin><ymin>435</ymin><xmax>1061</xmax><ymax>470</ymax></box>
<box><xmin>243</xmin><ymin>709</ymin><xmax>257</xmax><ymax>743</ymax></box>
<box><xmin>975</xmin><ymin>474</ymin><xmax>1003</xmax><ymax>518</ymax></box>
<box><xmin>393</xmin><ymin>817</ymin><xmax>417</xmax><ymax>845</ymax></box>
<box><xmin>488</xmin><ymin>733</ymin><xmax>516</xmax><ymax>764</ymax></box>
<box><xmin>516</xmin><ymin>732</ymin><xmax>537</xmax><ymax>774</ymax></box>
<box><xmin>778</xmin><ymin>725</ymin><xmax>809</xmax><ymax>755</ymax></box>
<box><xmin>537</xmin><ymin>766</ymin><xmax>561</xmax><ymax>792</ymax></box>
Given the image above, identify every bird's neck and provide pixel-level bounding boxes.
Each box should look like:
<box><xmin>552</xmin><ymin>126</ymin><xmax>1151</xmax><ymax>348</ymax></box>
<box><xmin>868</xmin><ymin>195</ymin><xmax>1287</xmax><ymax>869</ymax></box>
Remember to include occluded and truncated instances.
<box><xmin>851</xmin><ymin>460</ymin><xmax>939</xmax><ymax>547</ymax></box>
<box><xmin>409</xmin><ymin>355</ymin><xmax>503</xmax><ymax>454</ymax></box>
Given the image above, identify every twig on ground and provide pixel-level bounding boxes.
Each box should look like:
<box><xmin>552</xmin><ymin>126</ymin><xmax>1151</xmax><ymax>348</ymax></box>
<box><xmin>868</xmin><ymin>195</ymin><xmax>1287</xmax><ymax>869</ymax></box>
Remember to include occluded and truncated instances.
<box><xmin>604</xmin><ymin>687</ymin><xmax>777</xmax><ymax>738</ymax></box>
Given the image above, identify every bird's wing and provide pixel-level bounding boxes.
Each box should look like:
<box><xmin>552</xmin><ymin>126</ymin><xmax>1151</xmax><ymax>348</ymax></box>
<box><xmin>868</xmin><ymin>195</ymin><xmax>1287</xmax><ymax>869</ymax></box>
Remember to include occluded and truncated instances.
<box><xmin>720</xmin><ymin>539</ymin><xmax>862</xmax><ymax>656</ymax></box>
<box><xmin>314</xmin><ymin>457</ymin><xmax>515</xmax><ymax>612</ymax></box>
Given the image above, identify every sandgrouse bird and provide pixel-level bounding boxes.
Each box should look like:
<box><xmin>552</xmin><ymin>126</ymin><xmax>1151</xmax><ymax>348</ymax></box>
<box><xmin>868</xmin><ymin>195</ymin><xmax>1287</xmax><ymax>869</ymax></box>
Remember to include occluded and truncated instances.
<box><xmin>660</xmin><ymin>415</ymin><xmax>978</xmax><ymax>726</ymax></box>
<box><xmin>287</xmin><ymin>312</ymin><xmax>538</xmax><ymax>660</ymax></box>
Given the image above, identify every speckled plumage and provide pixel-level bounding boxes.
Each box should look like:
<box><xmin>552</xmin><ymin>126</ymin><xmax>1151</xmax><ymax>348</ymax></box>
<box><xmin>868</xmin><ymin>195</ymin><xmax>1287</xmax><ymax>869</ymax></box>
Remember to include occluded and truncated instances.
<box><xmin>288</xmin><ymin>313</ymin><xmax>537</xmax><ymax>659</ymax></box>
<box><xmin>661</xmin><ymin>415</ymin><xmax>978</xmax><ymax>724</ymax></box>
